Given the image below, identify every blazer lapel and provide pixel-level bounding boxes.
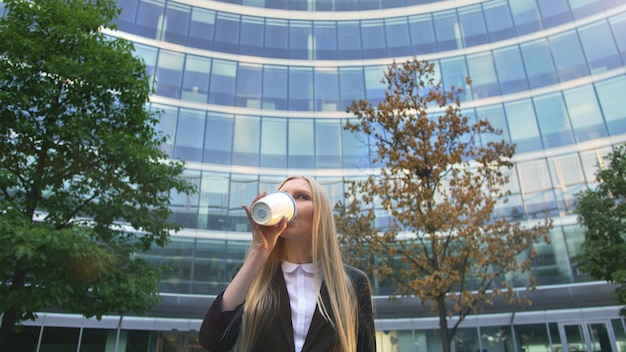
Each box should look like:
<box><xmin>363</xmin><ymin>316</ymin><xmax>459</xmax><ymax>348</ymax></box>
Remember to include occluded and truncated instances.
<box><xmin>275</xmin><ymin>268</ymin><xmax>296</xmax><ymax>352</ymax></box>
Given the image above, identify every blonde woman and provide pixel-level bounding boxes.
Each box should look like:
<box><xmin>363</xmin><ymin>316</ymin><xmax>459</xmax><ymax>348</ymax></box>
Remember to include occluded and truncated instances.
<box><xmin>199</xmin><ymin>176</ymin><xmax>376</xmax><ymax>352</ymax></box>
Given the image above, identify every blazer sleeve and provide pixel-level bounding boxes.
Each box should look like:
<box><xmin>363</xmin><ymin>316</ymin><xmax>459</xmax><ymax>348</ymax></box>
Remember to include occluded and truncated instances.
<box><xmin>198</xmin><ymin>292</ymin><xmax>243</xmax><ymax>352</ymax></box>
<box><xmin>347</xmin><ymin>265</ymin><xmax>377</xmax><ymax>352</ymax></box>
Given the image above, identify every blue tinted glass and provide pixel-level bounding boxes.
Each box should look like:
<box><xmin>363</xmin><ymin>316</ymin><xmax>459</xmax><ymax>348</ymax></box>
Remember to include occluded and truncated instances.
<box><xmin>314</xmin><ymin>68</ymin><xmax>339</xmax><ymax>111</ymax></box>
<box><xmin>204</xmin><ymin>112</ymin><xmax>233</xmax><ymax>164</ymax></box>
<box><xmin>214</xmin><ymin>13</ymin><xmax>240</xmax><ymax>53</ymax></box>
<box><xmin>578</xmin><ymin>20</ymin><xmax>622</xmax><ymax>74</ymax></box>
<box><xmin>341</xmin><ymin>118</ymin><xmax>370</xmax><ymax>169</ymax></box>
<box><xmin>135</xmin><ymin>0</ymin><xmax>164</xmax><ymax>39</ymax></box>
<box><xmin>289</xmin><ymin>67</ymin><xmax>314</xmax><ymax>111</ymax></box>
<box><xmin>236</xmin><ymin>64</ymin><xmax>262</xmax><ymax>108</ymax></box>
<box><xmin>385</xmin><ymin>17</ymin><xmax>411</xmax><ymax>57</ymax></box>
<box><xmin>315</xmin><ymin>120</ymin><xmax>342</xmax><ymax>168</ymax></box>
<box><xmin>313</xmin><ymin>22</ymin><xmax>337</xmax><ymax>60</ymax></box>
<box><xmin>409</xmin><ymin>14</ymin><xmax>436</xmax><ymax>54</ymax></box>
<box><xmin>336</xmin><ymin>0</ymin><xmax>358</xmax><ymax>11</ymax></box>
<box><xmin>260</xmin><ymin>117</ymin><xmax>287</xmax><ymax>168</ymax></box>
<box><xmin>155</xmin><ymin>50</ymin><xmax>184</xmax><ymax>98</ymax></box>
<box><xmin>133</xmin><ymin>43</ymin><xmax>158</xmax><ymax>78</ymax></box>
<box><xmin>262</xmin><ymin>65</ymin><xmax>288</xmax><ymax>110</ymax></box>
<box><xmin>364</xmin><ymin>65</ymin><xmax>387</xmax><ymax>105</ymax></box>
<box><xmin>475</xmin><ymin>105</ymin><xmax>511</xmax><ymax>146</ymax></box>
<box><xmin>265</xmin><ymin>19</ymin><xmax>289</xmax><ymax>58</ymax></box>
<box><xmin>509</xmin><ymin>0</ymin><xmax>543</xmax><ymax>35</ymax></box>
<box><xmin>154</xmin><ymin>105</ymin><xmax>178</xmax><ymax>157</ymax></box>
<box><xmin>549</xmin><ymin>31</ymin><xmax>589</xmax><ymax>82</ymax></box>
<box><xmin>290</xmin><ymin>21</ymin><xmax>313</xmax><ymax>60</ymax></box>
<box><xmin>188</xmin><ymin>8</ymin><xmax>215</xmax><ymax>50</ymax></box>
<box><xmin>182</xmin><ymin>55</ymin><xmax>211</xmax><ymax>103</ymax></box>
<box><xmin>521</xmin><ymin>39</ymin><xmax>558</xmax><ymax>88</ymax></box>
<box><xmin>458</xmin><ymin>4</ymin><xmax>489</xmax><ymax>47</ymax></box>
<box><xmin>288</xmin><ymin>119</ymin><xmax>315</xmax><ymax>168</ymax></box>
<box><xmin>232</xmin><ymin>115</ymin><xmax>260</xmax><ymax>167</ymax></box>
<box><xmin>505</xmin><ymin>99</ymin><xmax>543</xmax><ymax>153</ymax></box>
<box><xmin>483</xmin><ymin>0</ymin><xmax>515</xmax><ymax>41</ymax></box>
<box><xmin>439</xmin><ymin>57</ymin><xmax>472</xmax><ymax>101</ymax></box>
<box><xmin>337</xmin><ymin>21</ymin><xmax>362</xmax><ymax>59</ymax></box>
<box><xmin>434</xmin><ymin>10</ymin><xmax>460</xmax><ymax>51</ymax></box>
<box><xmin>239</xmin><ymin>16</ymin><xmax>264</xmax><ymax>56</ymax></box>
<box><xmin>533</xmin><ymin>93</ymin><xmax>574</xmax><ymax>148</ymax></box>
<box><xmin>596</xmin><ymin>76</ymin><xmax>626</xmax><ymax>135</ymax></box>
<box><xmin>115</xmin><ymin>0</ymin><xmax>138</xmax><ymax>32</ymax></box>
<box><xmin>163</xmin><ymin>2</ymin><xmax>190</xmax><ymax>45</ymax></box>
<box><xmin>536</xmin><ymin>0</ymin><xmax>572</xmax><ymax>28</ymax></box>
<box><xmin>568</xmin><ymin>0</ymin><xmax>604</xmax><ymax>20</ymax></box>
<box><xmin>610</xmin><ymin>13</ymin><xmax>626</xmax><ymax>61</ymax></box>
<box><xmin>339</xmin><ymin>67</ymin><xmax>365</xmax><ymax>110</ymax></box>
<box><xmin>209</xmin><ymin>60</ymin><xmax>237</xmax><ymax>106</ymax></box>
<box><xmin>229</xmin><ymin>175</ymin><xmax>258</xmax><ymax>231</ymax></box>
<box><xmin>466</xmin><ymin>52</ymin><xmax>499</xmax><ymax>99</ymax></box>
<box><xmin>361</xmin><ymin>19</ymin><xmax>386</xmax><ymax>58</ymax></box>
<box><xmin>174</xmin><ymin>109</ymin><xmax>206</xmax><ymax>162</ymax></box>
<box><xmin>563</xmin><ymin>86</ymin><xmax>607</xmax><ymax>142</ymax></box>
<box><xmin>493</xmin><ymin>46</ymin><xmax>529</xmax><ymax>95</ymax></box>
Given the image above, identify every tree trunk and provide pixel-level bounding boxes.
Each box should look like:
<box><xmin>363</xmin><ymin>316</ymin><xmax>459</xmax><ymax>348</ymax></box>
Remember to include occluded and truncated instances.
<box><xmin>0</xmin><ymin>307</ymin><xmax>18</xmax><ymax>352</ymax></box>
<box><xmin>438</xmin><ymin>296</ymin><xmax>451</xmax><ymax>352</ymax></box>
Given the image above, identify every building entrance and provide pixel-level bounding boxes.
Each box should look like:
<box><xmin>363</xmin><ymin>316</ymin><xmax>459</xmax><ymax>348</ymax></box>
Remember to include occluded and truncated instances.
<box><xmin>559</xmin><ymin>321</ymin><xmax>616</xmax><ymax>352</ymax></box>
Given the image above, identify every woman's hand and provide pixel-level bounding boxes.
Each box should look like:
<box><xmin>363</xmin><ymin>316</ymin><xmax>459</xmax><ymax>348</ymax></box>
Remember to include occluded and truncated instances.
<box><xmin>243</xmin><ymin>192</ymin><xmax>288</xmax><ymax>255</ymax></box>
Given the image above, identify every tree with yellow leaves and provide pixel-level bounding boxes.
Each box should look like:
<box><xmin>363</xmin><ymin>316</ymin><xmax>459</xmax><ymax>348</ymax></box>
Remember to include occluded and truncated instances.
<box><xmin>337</xmin><ymin>58</ymin><xmax>552</xmax><ymax>352</ymax></box>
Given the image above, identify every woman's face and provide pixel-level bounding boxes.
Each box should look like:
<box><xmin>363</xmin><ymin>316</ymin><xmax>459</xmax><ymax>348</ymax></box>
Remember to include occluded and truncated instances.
<box><xmin>278</xmin><ymin>178</ymin><xmax>314</xmax><ymax>242</ymax></box>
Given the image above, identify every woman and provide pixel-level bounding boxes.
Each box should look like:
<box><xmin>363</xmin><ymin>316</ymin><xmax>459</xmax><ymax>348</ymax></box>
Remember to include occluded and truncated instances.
<box><xmin>199</xmin><ymin>176</ymin><xmax>376</xmax><ymax>352</ymax></box>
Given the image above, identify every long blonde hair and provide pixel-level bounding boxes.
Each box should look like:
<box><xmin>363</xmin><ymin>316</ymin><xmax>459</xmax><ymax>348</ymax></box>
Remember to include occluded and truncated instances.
<box><xmin>234</xmin><ymin>176</ymin><xmax>357</xmax><ymax>351</ymax></box>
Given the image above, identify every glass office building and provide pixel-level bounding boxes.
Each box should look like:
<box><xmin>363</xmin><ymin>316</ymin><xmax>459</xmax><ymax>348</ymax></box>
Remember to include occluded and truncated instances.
<box><xmin>16</xmin><ymin>0</ymin><xmax>626</xmax><ymax>350</ymax></box>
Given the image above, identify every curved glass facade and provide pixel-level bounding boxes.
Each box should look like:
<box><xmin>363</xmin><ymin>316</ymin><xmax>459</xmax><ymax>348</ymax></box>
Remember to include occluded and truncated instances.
<box><xmin>22</xmin><ymin>0</ymin><xmax>626</xmax><ymax>350</ymax></box>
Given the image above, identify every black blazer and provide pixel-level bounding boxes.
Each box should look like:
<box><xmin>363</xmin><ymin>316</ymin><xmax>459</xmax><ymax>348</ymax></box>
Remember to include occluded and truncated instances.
<box><xmin>199</xmin><ymin>264</ymin><xmax>376</xmax><ymax>352</ymax></box>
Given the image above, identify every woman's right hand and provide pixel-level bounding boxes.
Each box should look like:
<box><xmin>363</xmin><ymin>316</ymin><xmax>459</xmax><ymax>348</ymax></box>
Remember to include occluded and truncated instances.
<box><xmin>243</xmin><ymin>192</ymin><xmax>288</xmax><ymax>255</ymax></box>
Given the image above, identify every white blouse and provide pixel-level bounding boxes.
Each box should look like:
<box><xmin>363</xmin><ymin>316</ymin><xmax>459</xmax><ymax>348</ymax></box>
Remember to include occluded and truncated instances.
<box><xmin>281</xmin><ymin>261</ymin><xmax>323</xmax><ymax>352</ymax></box>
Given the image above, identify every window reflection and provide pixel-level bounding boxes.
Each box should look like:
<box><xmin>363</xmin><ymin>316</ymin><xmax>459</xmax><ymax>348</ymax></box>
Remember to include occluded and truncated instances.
<box><xmin>596</xmin><ymin>76</ymin><xmax>626</xmax><ymax>136</ymax></box>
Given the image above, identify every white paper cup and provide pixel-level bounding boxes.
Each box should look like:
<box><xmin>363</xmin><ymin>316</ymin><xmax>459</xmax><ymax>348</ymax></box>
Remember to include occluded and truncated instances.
<box><xmin>250</xmin><ymin>191</ymin><xmax>296</xmax><ymax>226</ymax></box>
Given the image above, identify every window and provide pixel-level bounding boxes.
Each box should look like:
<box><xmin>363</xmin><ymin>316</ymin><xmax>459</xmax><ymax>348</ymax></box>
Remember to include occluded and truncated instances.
<box><xmin>439</xmin><ymin>56</ymin><xmax>472</xmax><ymax>101</ymax></box>
<box><xmin>235</xmin><ymin>64</ymin><xmax>263</xmax><ymax>108</ymax></box>
<box><xmin>315</xmin><ymin>120</ymin><xmax>342</xmax><ymax>168</ymax></box>
<box><xmin>288</xmin><ymin>119</ymin><xmax>314</xmax><ymax>168</ymax></box>
<box><xmin>578</xmin><ymin>20</ymin><xmax>622</xmax><ymax>73</ymax></box>
<box><xmin>466</xmin><ymin>52</ymin><xmax>499</xmax><ymax>99</ymax></box>
<box><xmin>337</xmin><ymin>21</ymin><xmax>362</xmax><ymax>59</ymax></box>
<box><xmin>434</xmin><ymin>10</ymin><xmax>460</xmax><ymax>51</ymax></box>
<box><xmin>313</xmin><ymin>21</ymin><xmax>337</xmax><ymax>60</ymax></box>
<box><xmin>533</xmin><ymin>93</ymin><xmax>575</xmax><ymax>148</ymax></box>
<box><xmin>549</xmin><ymin>30</ymin><xmax>589</xmax><ymax>82</ymax></box>
<box><xmin>203</xmin><ymin>112</ymin><xmax>233</xmax><ymax>164</ymax></box>
<box><xmin>596</xmin><ymin>76</ymin><xmax>626</xmax><ymax>135</ymax></box>
<box><xmin>134</xmin><ymin>0</ymin><xmax>165</xmax><ymax>39</ymax></box>
<box><xmin>260</xmin><ymin>117</ymin><xmax>287</xmax><ymax>168</ymax></box>
<box><xmin>290</xmin><ymin>20</ymin><xmax>313</xmax><ymax>60</ymax></box>
<box><xmin>509</xmin><ymin>0</ymin><xmax>543</xmax><ymax>35</ymax></box>
<box><xmin>181</xmin><ymin>55</ymin><xmax>211</xmax><ymax>103</ymax></box>
<box><xmin>262</xmin><ymin>65</ymin><xmax>288</xmax><ymax>110</ymax></box>
<box><xmin>214</xmin><ymin>13</ymin><xmax>240</xmax><ymax>53</ymax></box>
<box><xmin>339</xmin><ymin>67</ymin><xmax>365</xmax><ymax>111</ymax></box>
<box><xmin>314</xmin><ymin>67</ymin><xmax>339</xmax><ymax>111</ymax></box>
<box><xmin>288</xmin><ymin>67</ymin><xmax>314</xmax><ymax>111</ymax></box>
<box><xmin>493</xmin><ymin>45</ymin><xmax>529</xmax><ymax>95</ymax></box>
<box><xmin>409</xmin><ymin>14</ymin><xmax>436</xmax><ymax>54</ymax></box>
<box><xmin>537</xmin><ymin>0</ymin><xmax>572</xmax><ymax>28</ymax></box>
<box><xmin>483</xmin><ymin>0</ymin><xmax>515</xmax><ymax>41</ymax></box>
<box><xmin>385</xmin><ymin>17</ymin><xmax>411</xmax><ymax>57</ymax></box>
<box><xmin>521</xmin><ymin>39</ymin><xmax>558</xmax><ymax>88</ymax></box>
<box><xmin>188</xmin><ymin>8</ymin><xmax>215</xmax><ymax>50</ymax></box>
<box><xmin>504</xmin><ymin>99</ymin><xmax>543</xmax><ymax>153</ymax></box>
<box><xmin>239</xmin><ymin>16</ymin><xmax>264</xmax><ymax>56</ymax></box>
<box><xmin>174</xmin><ymin>109</ymin><xmax>206</xmax><ymax>162</ymax></box>
<box><xmin>265</xmin><ymin>19</ymin><xmax>289</xmax><ymax>58</ymax></box>
<box><xmin>154</xmin><ymin>104</ymin><xmax>178</xmax><ymax>157</ymax></box>
<box><xmin>563</xmin><ymin>85</ymin><xmax>607</xmax><ymax>142</ymax></box>
<box><xmin>232</xmin><ymin>115</ymin><xmax>261</xmax><ymax>167</ymax></box>
<box><xmin>155</xmin><ymin>50</ymin><xmax>184</xmax><ymax>98</ymax></box>
<box><xmin>361</xmin><ymin>19</ymin><xmax>386</xmax><ymax>58</ymax></box>
<box><xmin>209</xmin><ymin>60</ymin><xmax>237</xmax><ymax>106</ymax></box>
<box><xmin>458</xmin><ymin>4</ymin><xmax>488</xmax><ymax>47</ymax></box>
<box><xmin>162</xmin><ymin>2</ymin><xmax>190</xmax><ymax>45</ymax></box>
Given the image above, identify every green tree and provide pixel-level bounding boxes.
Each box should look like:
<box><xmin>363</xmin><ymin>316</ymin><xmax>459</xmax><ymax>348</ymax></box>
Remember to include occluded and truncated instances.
<box><xmin>0</xmin><ymin>0</ymin><xmax>194</xmax><ymax>348</ymax></box>
<box><xmin>337</xmin><ymin>58</ymin><xmax>552</xmax><ymax>352</ymax></box>
<box><xmin>575</xmin><ymin>145</ymin><xmax>626</xmax><ymax>316</ymax></box>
